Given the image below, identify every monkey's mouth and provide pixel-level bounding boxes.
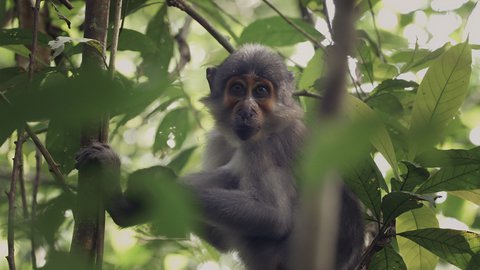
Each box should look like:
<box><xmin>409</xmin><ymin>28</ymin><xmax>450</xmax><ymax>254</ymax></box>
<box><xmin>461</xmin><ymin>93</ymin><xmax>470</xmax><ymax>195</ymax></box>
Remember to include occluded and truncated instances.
<box><xmin>234</xmin><ymin>125</ymin><xmax>260</xmax><ymax>141</ymax></box>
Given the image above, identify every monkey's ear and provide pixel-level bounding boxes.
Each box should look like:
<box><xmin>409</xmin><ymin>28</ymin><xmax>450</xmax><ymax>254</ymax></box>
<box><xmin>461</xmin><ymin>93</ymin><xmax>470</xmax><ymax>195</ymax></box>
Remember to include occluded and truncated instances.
<box><xmin>206</xmin><ymin>67</ymin><xmax>217</xmax><ymax>93</ymax></box>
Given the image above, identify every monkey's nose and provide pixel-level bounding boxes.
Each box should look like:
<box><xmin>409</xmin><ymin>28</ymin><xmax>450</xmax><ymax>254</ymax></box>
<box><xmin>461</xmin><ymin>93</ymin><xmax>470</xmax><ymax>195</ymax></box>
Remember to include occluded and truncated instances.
<box><xmin>238</xmin><ymin>110</ymin><xmax>254</xmax><ymax>122</ymax></box>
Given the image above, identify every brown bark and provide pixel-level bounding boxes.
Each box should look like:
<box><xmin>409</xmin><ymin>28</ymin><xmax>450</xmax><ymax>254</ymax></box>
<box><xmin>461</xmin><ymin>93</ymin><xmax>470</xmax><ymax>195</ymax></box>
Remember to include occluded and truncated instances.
<box><xmin>70</xmin><ymin>0</ymin><xmax>110</xmax><ymax>268</ymax></box>
<box><xmin>15</xmin><ymin>0</ymin><xmax>50</xmax><ymax>71</ymax></box>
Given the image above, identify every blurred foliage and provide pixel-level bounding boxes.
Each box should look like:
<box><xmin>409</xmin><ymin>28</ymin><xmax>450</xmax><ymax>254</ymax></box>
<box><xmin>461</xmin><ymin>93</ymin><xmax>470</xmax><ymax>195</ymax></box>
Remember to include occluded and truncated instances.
<box><xmin>1</xmin><ymin>0</ymin><xmax>480</xmax><ymax>269</ymax></box>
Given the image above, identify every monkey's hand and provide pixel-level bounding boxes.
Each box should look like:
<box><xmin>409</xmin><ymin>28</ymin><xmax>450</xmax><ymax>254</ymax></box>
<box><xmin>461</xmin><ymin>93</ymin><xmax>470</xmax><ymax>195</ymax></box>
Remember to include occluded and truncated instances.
<box><xmin>76</xmin><ymin>142</ymin><xmax>120</xmax><ymax>170</ymax></box>
<box><xmin>75</xmin><ymin>142</ymin><xmax>122</xmax><ymax>198</ymax></box>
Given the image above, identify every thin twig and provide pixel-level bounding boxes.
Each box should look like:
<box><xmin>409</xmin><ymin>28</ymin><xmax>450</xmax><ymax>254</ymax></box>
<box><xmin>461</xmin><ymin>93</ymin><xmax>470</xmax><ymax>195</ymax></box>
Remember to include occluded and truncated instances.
<box><xmin>262</xmin><ymin>0</ymin><xmax>324</xmax><ymax>50</ymax></box>
<box><xmin>28</xmin><ymin>0</ymin><xmax>42</xmax><ymax>80</ymax></box>
<box><xmin>367</xmin><ymin>0</ymin><xmax>384</xmax><ymax>62</ymax></box>
<box><xmin>167</xmin><ymin>0</ymin><xmax>235</xmax><ymax>53</ymax></box>
<box><xmin>356</xmin><ymin>222</ymin><xmax>394</xmax><ymax>269</ymax></box>
<box><xmin>108</xmin><ymin>0</ymin><xmax>123</xmax><ymax>79</ymax></box>
<box><xmin>58</xmin><ymin>0</ymin><xmax>74</xmax><ymax>10</ymax></box>
<box><xmin>30</xmin><ymin>149</ymin><xmax>42</xmax><ymax>270</ymax></box>
<box><xmin>18</xmin><ymin>131</ymin><xmax>29</xmax><ymax>219</ymax></box>
<box><xmin>322</xmin><ymin>0</ymin><xmax>333</xmax><ymax>41</ymax></box>
<box><xmin>173</xmin><ymin>17</ymin><xmax>192</xmax><ymax>74</ymax></box>
<box><xmin>24</xmin><ymin>125</ymin><xmax>72</xmax><ymax>194</ymax></box>
<box><xmin>293</xmin><ymin>90</ymin><xmax>323</xmax><ymax>99</ymax></box>
<box><xmin>6</xmin><ymin>132</ymin><xmax>24</xmax><ymax>270</ymax></box>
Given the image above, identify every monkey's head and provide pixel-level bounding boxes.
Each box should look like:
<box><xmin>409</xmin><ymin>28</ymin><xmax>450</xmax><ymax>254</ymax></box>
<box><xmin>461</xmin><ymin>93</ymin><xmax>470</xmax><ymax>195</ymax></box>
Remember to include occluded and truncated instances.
<box><xmin>203</xmin><ymin>44</ymin><xmax>303</xmax><ymax>143</ymax></box>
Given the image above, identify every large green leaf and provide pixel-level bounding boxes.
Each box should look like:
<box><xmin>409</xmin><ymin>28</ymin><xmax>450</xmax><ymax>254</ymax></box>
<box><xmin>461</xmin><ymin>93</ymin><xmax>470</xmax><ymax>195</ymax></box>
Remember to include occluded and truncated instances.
<box><xmin>397</xmin><ymin>162</ymin><xmax>429</xmax><ymax>192</ymax></box>
<box><xmin>0</xmin><ymin>28</ymin><xmax>50</xmax><ymax>46</ymax></box>
<box><xmin>409</xmin><ymin>42</ymin><xmax>472</xmax><ymax>159</ymax></box>
<box><xmin>345</xmin><ymin>95</ymin><xmax>400</xmax><ymax>180</ymax></box>
<box><xmin>153</xmin><ymin>108</ymin><xmax>190</xmax><ymax>153</ymax></box>
<box><xmin>344</xmin><ymin>157</ymin><xmax>382</xmax><ymax>220</ymax></box>
<box><xmin>416</xmin><ymin>148</ymin><xmax>480</xmax><ymax>194</ymax></box>
<box><xmin>450</xmin><ymin>190</ymin><xmax>480</xmax><ymax>205</ymax></box>
<box><xmin>143</xmin><ymin>4</ymin><xmax>174</xmax><ymax>81</ymax></box>
<box><xmin>126</xmin><ymin>166</ymin><xmax>195</xmax><ymax>237</ymax></box>
<box><xmin>297</xmin><ymin>49</ymin><xmax>324</xmax><ymax>90</ymax></box>
<box><xmin>416</xmin><ymin>147</ymin><xmax>480</xmax><ymax>167</ymax></box>
<box><xmin>45</xmin><ymin>119</ymin><xmax>81</xmax><ymax>176</ymax></box>
<box><xmin>399</xmin><ymin>228</ymin><xmax>480</xmax><ymax>269</ymax></box>
<box><xmin>116</xmin><ymin>29</ymin><xmax>158</xmax><ymax>55</ymax></box>
<box><xmin>397</xmin><ymin>207</ymin><xmax>439</xmax><ymax>270</ymax></box>
<box><xmin>190</xmin><ymin>0</ymin><xmax>238</xmax><ymax>41</ymax></box>
<box><xmin>416</xmin><ymin>164</ymin><xmax>480</xmax><ymax>194</ymax></box>
<box><xmin>369</xmin><ymin>244</ymin><xmax>407</xmax><ymax>270</ymax></box>
<box><xmin>168</xmin><ymin>146</ymin><xmax>197</xmax><ymax>175</ymax></box>
<box><xmin>467</xmin><ymin>254</ymin><xmax>480</xmax><ymax>270</ymax></box>
<box><xmin>238</xmin><ymin>16</ymin><xmax>323</xmax><ymax>47</ymax></box>
<box><xmin>381</xmin><ymin>192</ymin><xmax>424</xmax><ymax>224</ymax></box>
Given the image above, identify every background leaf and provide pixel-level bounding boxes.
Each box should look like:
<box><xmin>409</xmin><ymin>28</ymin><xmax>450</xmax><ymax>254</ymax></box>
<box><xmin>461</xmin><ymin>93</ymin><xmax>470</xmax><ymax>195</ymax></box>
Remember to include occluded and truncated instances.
<box><xmin>399</xmin><ymin>228</ymin><xmax>480</xmax><ymax>269</ymax></box>
<box><xmin>369</xmin><ymin>244</ymin><xmax>407</xmax><ymax>270</ymax></box>
<box><xmin>381</xmin><ymin>192</ymin><xmax>424</xmax><ymax>224</ymax></box>
<box><xmin>397</xmin><ymin>207</ymin><xmax>439</xmax><ymax>270</ymax></box>
<box><xmin>409</xmin><ymin>42</ymin><xmax>472</xmax><ymax>159</ymax></box>
<box><xmin>238</xmin><ymin>16</ymin><xmax>323</xmax><ymax>47</ymax></box>
<box><xmin>345</xmin><ymin>95</ymin><xmax>400</xmax><ymax>180</ymax></box>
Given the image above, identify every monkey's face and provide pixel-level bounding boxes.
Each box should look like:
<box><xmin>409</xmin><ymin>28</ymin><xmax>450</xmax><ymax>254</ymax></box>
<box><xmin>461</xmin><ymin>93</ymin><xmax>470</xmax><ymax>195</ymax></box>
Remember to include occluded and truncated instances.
<box><xmin>223</xmin><ymin>74</ymin><xmax>276</xmax><ymax>141</ymax></box>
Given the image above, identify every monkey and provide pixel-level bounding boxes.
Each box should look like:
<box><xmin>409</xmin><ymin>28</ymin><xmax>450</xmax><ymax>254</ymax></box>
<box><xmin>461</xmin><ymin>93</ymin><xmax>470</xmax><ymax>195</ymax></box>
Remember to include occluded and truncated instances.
<box><xmin>75</xmin><ymin>44</ymin><xmax>364</xmax><ymax>270</ymax></box>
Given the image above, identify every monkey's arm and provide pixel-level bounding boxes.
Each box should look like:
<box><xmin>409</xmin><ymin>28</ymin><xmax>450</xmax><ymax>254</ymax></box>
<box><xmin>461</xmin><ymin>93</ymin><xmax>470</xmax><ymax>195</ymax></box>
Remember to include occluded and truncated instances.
<box><xmin>183</xmin><ymin>172</ymin><xmax>293</xmax><ymax>239</ymax></box>
<box><xmin>75</xmin><ymin>143</ymin><xmax>150</xmax><ymax>227</ymax></box>
<box><xmin>198</xmin><ymin>188</ymin><xmax>293</xmax><ymax>239</ymax></box>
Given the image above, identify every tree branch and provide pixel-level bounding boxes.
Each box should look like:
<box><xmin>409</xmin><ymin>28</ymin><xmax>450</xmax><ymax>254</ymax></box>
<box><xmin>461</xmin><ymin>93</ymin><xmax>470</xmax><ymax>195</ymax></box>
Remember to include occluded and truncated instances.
<box><xmin>30</xmin><ymin>149</ymin><xmax>42</xmax><ymax>270</ymax></box>
<box><xmin>293</xmin><ymin>90</ymin><xmax>323</xmax><ymax>99</ymax></box>
<box><xmin>24</xmin><ymin>125</ymin><xmax>71</xmax><ymax>194</ymax></box>
<box><xmin>320</xmin><ymin>0</ymin><xmax>355</xmax><ymax>116</ymax></box>
<box><xmin>18</xmin><ymin>132</ymin><xmax>29</xmax><ymax>219</ymax></box>
<box><xmin>6</xmin><ymin>131</ymin><xmax>24</xmax><ymax>270</ymax></box>
<box><xmin>71</xmin><ymin>0</ymin><xmax>110</xmax><ymax>267</ymax></box>
<box><xmin>166</xmin><ymin>0</ymin><xmax>235</xmax><ymax>53</ymax></box>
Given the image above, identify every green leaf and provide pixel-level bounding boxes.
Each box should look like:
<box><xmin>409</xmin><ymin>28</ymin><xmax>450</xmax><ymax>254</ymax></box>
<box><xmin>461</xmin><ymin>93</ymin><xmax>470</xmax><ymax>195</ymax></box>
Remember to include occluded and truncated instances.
<box><xmin>143</xmin><ymin>4</ymin><xmax>174</xmax><ymax>81</ymax></box>
<box><xmin>153</xmin><ymin>108</ymin><xmax>190</xmax><ymax>153</ymax></box>
<box><xmin>238</xmin><ymin>16</ymin><xmax>323</xmax><ymax>47</ymax></box>
<box><xmin>381</xmin><ymin>192</ymin><xmax>424</xmax><ymax>224</ymax></box>
<box><xmin>399</xmin><ymin>161</ymin><xmax>430</xmax><ymax>192</ymax></box>
<box><xmin>0</xmin><ymin>28</ymin><xmax>50</xmax><ymax>46</ymax></box>
<box><xmin>416</xmin><ymin>147</ymin><xmax>480</xmax><ymax>167</ymax></box>
<box><xmin>405</xmin><ymin>44</ymin><xmax>449</xmax><ymax>72</ymax></box>
<box><xmin>391</xmin><ymin>44</ymin><xmax>449</xmax><ymax>73</ymax></box>
<box><xmin>168</xmin><ymin>146</ymin><xmax>197</xmax><ymax>175</ymax></box>
<box><xmin>369</xmin><ymin>244</ymin><xmax>407</xmax><ymax>270</ymax></box>
<box><xmin>416</xmin><ymin>164</ymin><xmax>480</xmax><ymax>194</ymax></box>
<box><xmin>345</xmin><ymin>95</ymin><xmax>400</xmax><ymax>180</ymax></box>
<box><xmin>45</xmin><ymin>119</ymin><xmax>81</xmax><ymax>175</ymax></box>
<box><xmin>399</xmin><ymin>228</ymin><xmax>480</xmax><ymax>269</ymax></box>
<box><xmin>450</xmin><ymin>190</ymin><xmax>480</xmax><ymax>205</ymax></box>
<box><xmin>344</xmin><ymin>157</ymin><xmax>382</xmax><ymax>220</ymax></box>
<box><xmin>467</xmin><ymin>253</ymin><xmax>480</xmax><ymax>270</ymax></box>
<box><xmin>298</xmin><ymin>49</ymin><xmax>324</xmax><ymax>90</ymax></box>
<box><xmin>190</xmin><ymin>0</ymin><xmax>238</xmax><ymax>41</ymax></box>
<box><xmin>397</xmin><ymin>207</ymin><xmax>439</xmax><ymax>270</ymax></box>
<box><xmin>126</xmin><ymin>166</ymin><xmax>195</xmax><ymax>237</ymax></box>
<box><xmin>409</xmin><ymin>42</ymin><xmax>472</xmax><ymax>159</ymax></box>
<box><xmin>116</xmin><ymin>29</ymin><xmax>158</xmax><ymax>55</ymax></box>
<box><xmin>371</xmin><ymin>79</ymin><xmax>419</xmax><ymax>95</ymax></box>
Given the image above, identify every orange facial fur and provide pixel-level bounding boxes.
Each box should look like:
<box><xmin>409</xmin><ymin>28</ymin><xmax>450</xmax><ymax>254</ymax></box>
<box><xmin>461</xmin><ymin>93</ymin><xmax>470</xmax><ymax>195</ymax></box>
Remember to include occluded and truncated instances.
<box><xmin>223</xmin><ymin>74</ymin><xmax>276</xmax><ymax>113</ymax></box>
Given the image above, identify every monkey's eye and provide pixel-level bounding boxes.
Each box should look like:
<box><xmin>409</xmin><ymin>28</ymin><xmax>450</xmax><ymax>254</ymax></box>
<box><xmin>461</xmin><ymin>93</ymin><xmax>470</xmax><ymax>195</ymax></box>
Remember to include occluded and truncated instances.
<box><xmin>253</xmin><ymin>85</ymin><xmax>270</xmax><ymax>98</ymax></box>
<box><xmin>230</xmin><ymin>83</ymin><xmax>246</xmax><ymax>97</ymax></box>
